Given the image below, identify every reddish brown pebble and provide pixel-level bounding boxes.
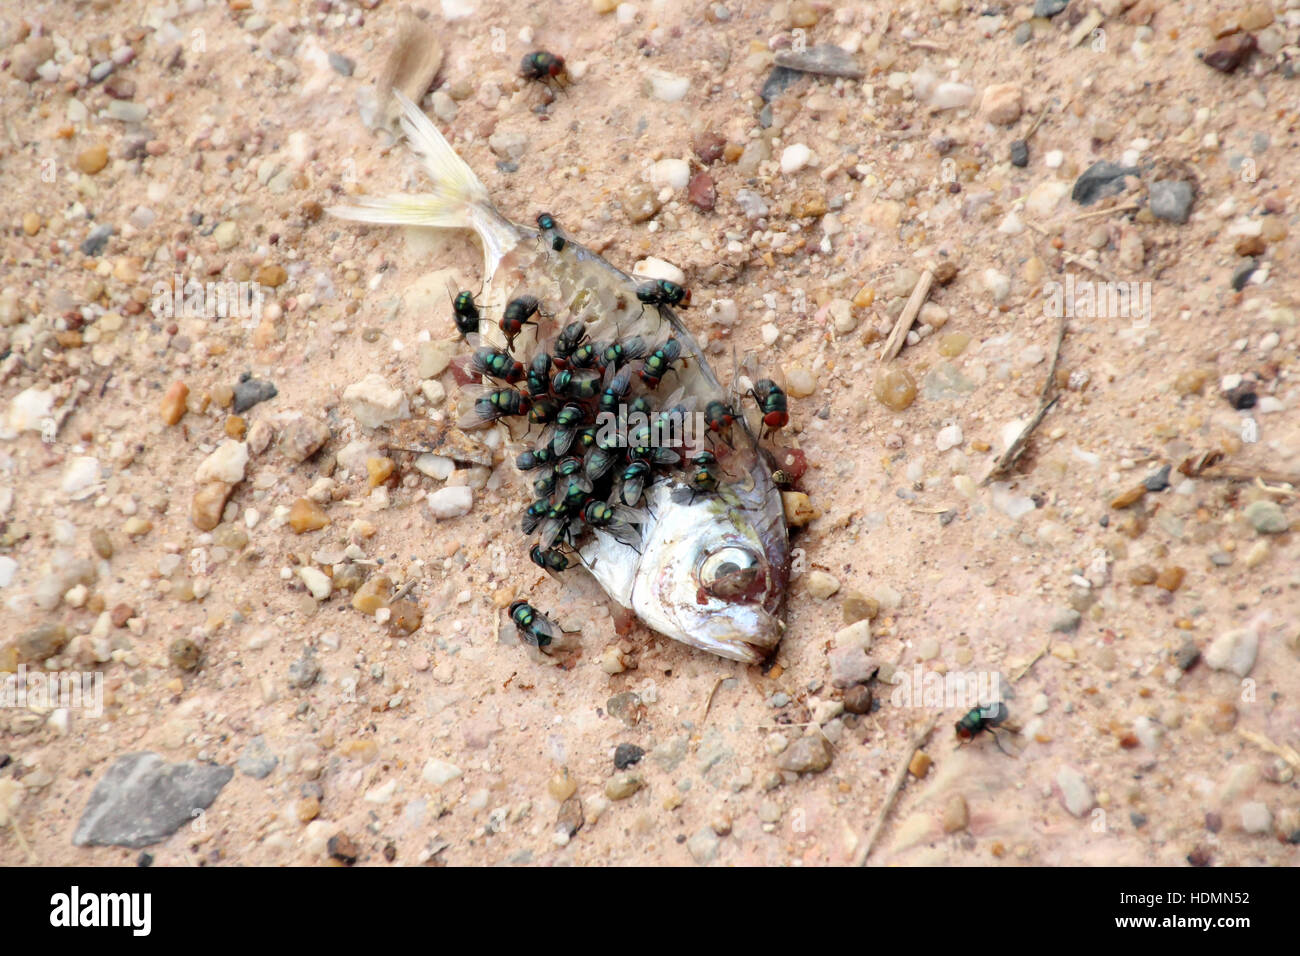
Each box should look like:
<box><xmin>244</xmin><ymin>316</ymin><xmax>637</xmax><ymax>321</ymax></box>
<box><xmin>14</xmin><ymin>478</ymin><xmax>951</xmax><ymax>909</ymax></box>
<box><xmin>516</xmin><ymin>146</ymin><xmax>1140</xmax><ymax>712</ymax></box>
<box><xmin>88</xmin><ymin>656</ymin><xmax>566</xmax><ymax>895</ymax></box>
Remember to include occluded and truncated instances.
<box><xmin>110</xmin><ymin>603</ymin><xmax>134</xmax><ymax>628</ymax></box>
<box><xmin>1203</xmin><ymin>33</ymin><xmax>1256</xmax><ymax>73</ymax></box>
<box><xmin>693</xmin><ymin>132</ymin><xmax>726</xmax><ymax>164</ymax></box>
<box><xmin>687</xmin><ymin>171</ymin><xmax>716</xmax><ymax>211</ymax></box>
<box><xmin>843</xmin><ymin>684</ymin><xmax>873</xmax><ymax>714</ymax></box>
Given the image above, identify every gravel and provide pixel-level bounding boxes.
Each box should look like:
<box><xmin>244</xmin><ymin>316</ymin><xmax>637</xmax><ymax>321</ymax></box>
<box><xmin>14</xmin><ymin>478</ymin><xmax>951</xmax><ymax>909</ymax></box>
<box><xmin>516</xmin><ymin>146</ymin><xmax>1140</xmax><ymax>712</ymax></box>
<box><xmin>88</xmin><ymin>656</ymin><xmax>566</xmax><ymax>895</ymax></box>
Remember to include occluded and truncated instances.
<box><xmin>237</xmin><ymin>736</ymin><xmax>279</xmax><ymax>779</ymax></box>
<box><xmin>1149</xmin><ymin>180</ymin><xmax>1195</xmax><ymax>223</ymax></box>
<box><xmin>232</xmin><ymin>376</ymin><xmax>278</xmax><ymax>413</ymax></box>
<box><xmin>1056</xmin><ymin>766</ymin><xmax>1095</xmax><ymax>817</ymax></box>
<box><xmin>776</xmin><ymin>735</ymin><xmax>833</xmax><ymax>773</ymax></box>
<box><xmin>1204</xmin><ymin>627</ymin><xmax>1258</xmax><ymax>677</ymax></box>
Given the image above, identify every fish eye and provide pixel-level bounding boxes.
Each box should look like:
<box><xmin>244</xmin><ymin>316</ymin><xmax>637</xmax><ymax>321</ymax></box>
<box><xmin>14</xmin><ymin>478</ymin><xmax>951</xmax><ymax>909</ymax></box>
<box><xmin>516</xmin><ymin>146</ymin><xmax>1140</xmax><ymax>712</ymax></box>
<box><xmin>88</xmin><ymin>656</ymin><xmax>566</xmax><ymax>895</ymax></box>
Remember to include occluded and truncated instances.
<box><xmin>699</xmin><ymin>546</ymin><xmax>763</xmax><ymax>599</ymax></box>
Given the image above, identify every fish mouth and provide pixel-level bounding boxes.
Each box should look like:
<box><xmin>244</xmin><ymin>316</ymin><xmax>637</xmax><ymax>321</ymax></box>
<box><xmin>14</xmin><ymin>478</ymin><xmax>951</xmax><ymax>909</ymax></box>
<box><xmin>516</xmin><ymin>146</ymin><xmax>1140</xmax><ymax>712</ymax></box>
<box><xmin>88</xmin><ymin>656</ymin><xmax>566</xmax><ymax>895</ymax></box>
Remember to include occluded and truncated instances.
<box><xmin>685</xmin><ymin>609</ymin><xmax>784</xmax><ymax>664</ymax></box>
<box><xmin>637</xmin><ymin>576</ymin><xmax>784</xmax><ymax>664</ymax></box>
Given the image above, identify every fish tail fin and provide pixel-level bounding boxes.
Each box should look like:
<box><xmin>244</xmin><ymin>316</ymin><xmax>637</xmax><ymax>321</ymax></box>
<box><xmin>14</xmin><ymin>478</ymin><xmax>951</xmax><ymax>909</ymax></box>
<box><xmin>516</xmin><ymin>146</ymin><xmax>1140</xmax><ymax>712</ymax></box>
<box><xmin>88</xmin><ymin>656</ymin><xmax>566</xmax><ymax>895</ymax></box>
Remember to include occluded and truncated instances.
<box><xmin>327</xmin><ymin>90</ymin><xmax>517</xmax><ymax>280</ymax></box>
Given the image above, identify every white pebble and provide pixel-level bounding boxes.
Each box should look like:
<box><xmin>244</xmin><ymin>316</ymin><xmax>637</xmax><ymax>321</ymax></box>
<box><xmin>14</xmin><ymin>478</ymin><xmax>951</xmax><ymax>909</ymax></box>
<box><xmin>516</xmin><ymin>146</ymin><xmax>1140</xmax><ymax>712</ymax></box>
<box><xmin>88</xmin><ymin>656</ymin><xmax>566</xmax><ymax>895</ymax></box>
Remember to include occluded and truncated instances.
<box><xmin>415</xmin><ymin>454</ymin><xmax>455</xmax><ymax>481</ymax></box>
<box><xmin>1204</xmin><ymin>627</ymin><xmax>1258</xmax><ymax>677</ymax></box>
<box><xmin>195</xmin><ymin>442</ymin><xmax>248</xmax><ymax>485</ymax></box>
<box><xmin>428</xmin><ymin>485</ymin><xmax>473</xmax><ymax>519</ymax></box>
<box><xmin>1056</xmin><ymin>766</ymin><xmax>1095</xmax><ymax>817</ymax></box>
<box><xmin>5</xmin><ymin>387</ymin><xmax>55</xmax><ymax>435</ymax></box>
<box><xmin>1044</xmin><ymin>150</ymin><xmax>1063</xmax><ymax>168</ymax></box>
<box><xmin>422</xmin><ymin>759</ymin><xmax>463</xmax><ymax>786</ymax></box>
<box><xmin>440</xmin><ymin>0</ymin><xmax>476</xmax><ymax>20</ymax></box>
<box><xmin>929</xmin><ymin>82</ymin><xmax>976</xmax><ymax>109</ymax></box>
<box><xmin>1240</xmin><ymin>802</ymin><xmax>1272</xmax><ymax>834</ymax></box>
<box><xmin>297</xmin><ymin>567</ymin><xmax>332</xmax><ymax>601</ymax></box>
<box><xmin>646</xmin><ymin>68</ymin><xmax>689</xmax><ymax>102</ymax></box>
<box><xmin>632</xmin><ymin>257</ymin><xmax>685</xmax><ymax>285</ymax></box>
<box><xmin>983</xmin><ymin>269</ymin><xmax>1011</xmax><ymax>303</ymax></box>
<box><xmin>997</xmin><ymin>211</ymin><xmax>1024</xmax><ymax>235</ymax></box>
<box><xmin>935</xmin><ymin>424</ymin><xmax>963</xmax><ymax>451</ymax></box>
<box><xmin>343</xmin><ymin>373</ymin><xmax>410</xmax><ymax>430</ymax></box>
<box><xmin>706</xmin><ymin>299</ymin><xmax>738</xmax><ymax>327</ymax></box>
<box><xmin>780</xmin><ymin>143</ymin><xmax>812</xmax><ymax>175</ymax></box>
<box><xmin>61</xmin><ymin>456</ymin><xmax>101</xmax><ymax>498</ymax></box>
<box><xmin>650</xmin><ymin>158</ymin><xmax>691</xmax><ymax>190</ymax></box>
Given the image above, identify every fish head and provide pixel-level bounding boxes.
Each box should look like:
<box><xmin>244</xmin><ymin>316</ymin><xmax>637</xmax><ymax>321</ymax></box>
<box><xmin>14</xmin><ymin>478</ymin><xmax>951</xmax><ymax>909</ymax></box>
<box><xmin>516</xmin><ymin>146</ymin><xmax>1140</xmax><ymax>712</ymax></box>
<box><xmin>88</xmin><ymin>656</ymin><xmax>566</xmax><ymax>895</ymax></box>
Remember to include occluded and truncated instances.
<box><xmin>629</xmin><ymin>476</ymin><xmax>789</xmax><ymax>664</ymax></box>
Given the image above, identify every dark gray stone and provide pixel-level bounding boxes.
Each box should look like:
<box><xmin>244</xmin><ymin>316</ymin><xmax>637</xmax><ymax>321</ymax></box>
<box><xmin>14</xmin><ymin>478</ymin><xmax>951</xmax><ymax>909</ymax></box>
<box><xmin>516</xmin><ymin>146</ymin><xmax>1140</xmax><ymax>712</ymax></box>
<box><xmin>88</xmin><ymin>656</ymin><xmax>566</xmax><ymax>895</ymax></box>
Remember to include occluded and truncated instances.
<box><xmin>1010</xmin><ymin>139</ymin><xmax>1029</xmax><ymax>167</ymax></box>
<box><xmin>73</xmin><ymin>752</ymin><xmax>233</xmax><ymax>848</ymax></box>
<box><xmin>232</xmin><ymin>376</ymin><xmax>278</xmax><ymax>413</ymax></box>
<box><xmin>1033</xmin><ymin>0</ymin><xmax>1068</xmax><ymax>16</ymax></box>
<box><xmin>760</xmin><ymin>65</ymin><xmax>805</xmax><ymax>102</ymax></box>
<box><xmin>1071</xmin><ymin>161</ymin><xmax>1139</xmax><ymax>206</ymax></box>
<box><xmin>613</xmin><ymin>743</ymin><xmax>644</xmax><ymax>770</ymax></box>
<box><xmin>80</xmin><ymin>224</ymin><xmax>114</xmax><ymax>257</ymax></box>
<box><xmin>1231</xmin><ymin>258</ymin><xmax>1257</xmax><ymax>291</ymax></box>
<box><xmin>1143</xmin><ymin>464</ymin><xmax>1172</xmax><ymax>492</ymax></box>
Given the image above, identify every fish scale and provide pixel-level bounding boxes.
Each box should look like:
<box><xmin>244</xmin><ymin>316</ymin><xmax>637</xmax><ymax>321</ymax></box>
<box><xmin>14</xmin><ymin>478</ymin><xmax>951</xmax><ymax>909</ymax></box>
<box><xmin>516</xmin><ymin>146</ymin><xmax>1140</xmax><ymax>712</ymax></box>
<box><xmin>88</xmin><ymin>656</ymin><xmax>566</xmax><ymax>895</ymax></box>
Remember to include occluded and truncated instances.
<box><xmin>330</xmin><ymin>90</ymin><xmax>790</xmax><ymax>663</ymax></box>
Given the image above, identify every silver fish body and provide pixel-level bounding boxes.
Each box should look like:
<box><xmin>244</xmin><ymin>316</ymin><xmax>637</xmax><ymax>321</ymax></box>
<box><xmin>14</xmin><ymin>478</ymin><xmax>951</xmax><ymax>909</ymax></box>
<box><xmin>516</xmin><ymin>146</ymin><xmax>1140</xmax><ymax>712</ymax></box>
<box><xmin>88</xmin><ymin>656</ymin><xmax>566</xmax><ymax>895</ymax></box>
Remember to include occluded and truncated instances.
<box><xmin>331</xmin><ymin>92</ymin><xmax>789</xmax><ymax>663</ymax></box>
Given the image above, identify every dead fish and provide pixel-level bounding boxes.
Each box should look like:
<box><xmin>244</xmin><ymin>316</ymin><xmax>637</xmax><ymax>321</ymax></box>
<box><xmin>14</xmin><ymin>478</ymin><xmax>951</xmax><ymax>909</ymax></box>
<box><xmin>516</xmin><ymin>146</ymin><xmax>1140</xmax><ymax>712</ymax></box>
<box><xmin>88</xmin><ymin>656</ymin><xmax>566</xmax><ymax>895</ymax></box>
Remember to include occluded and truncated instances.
<box><xmin>329</xmin><ymin>92</ymin><xmax>790</xmax><ymax>664</ymax></box>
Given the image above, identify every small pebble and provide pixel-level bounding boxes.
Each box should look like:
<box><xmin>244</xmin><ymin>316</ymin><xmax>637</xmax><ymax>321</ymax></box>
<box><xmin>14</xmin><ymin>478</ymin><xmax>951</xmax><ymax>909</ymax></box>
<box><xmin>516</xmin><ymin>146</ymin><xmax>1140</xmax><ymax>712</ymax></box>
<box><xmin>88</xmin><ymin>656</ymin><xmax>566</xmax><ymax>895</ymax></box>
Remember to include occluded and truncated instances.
<box><xmin>613</xmin><ymin>743</ymin><xmax>644</xmax><ymax>770</ymax></box>
<box><xmin>776</xmin><ymin>736</ymin><xmax>832</xmax><ymax>773</ymax></box>
<box><xmin>805</xmin><ymin>570</ymin><xmax>840</xmax><ymax>600</ymax></box>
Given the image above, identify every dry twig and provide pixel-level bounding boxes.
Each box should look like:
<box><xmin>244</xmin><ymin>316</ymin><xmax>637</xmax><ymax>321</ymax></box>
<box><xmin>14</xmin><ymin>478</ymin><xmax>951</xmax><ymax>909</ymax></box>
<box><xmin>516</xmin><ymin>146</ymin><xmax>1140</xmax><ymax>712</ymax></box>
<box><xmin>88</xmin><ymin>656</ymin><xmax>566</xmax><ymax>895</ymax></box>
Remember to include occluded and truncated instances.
<box><xmin>1013</xmin><ymin>639</ymin><xmax>1052</xmax><ymax>683</ymax></box>
<box><xmin>881</xmin><ymin>268</ymin><xmax>934</xmax><ymax>361</ymax></box>
<box><xmin>855</xmin><ymin>714</ymin><xmax>940</xmax><ymax>866</ymax></box>
<box><xmin>1073</xmin><ymin>203</ymin><xmax>1140</xmax><ymax>222</ymax></box>
<box><xmin>700</xmin><ymin>677</ymin><xmax>726</xmax><ymax>726</ymax></box>
<box><xmin>1237</xmin><ymin>728</ymin><xmax>1300</xmax><ymax>773</ymax></box>
<box><xmin>982</xmin><ymin>315</ymin><xmax>1067</xmax><ymax>485</ymax></box>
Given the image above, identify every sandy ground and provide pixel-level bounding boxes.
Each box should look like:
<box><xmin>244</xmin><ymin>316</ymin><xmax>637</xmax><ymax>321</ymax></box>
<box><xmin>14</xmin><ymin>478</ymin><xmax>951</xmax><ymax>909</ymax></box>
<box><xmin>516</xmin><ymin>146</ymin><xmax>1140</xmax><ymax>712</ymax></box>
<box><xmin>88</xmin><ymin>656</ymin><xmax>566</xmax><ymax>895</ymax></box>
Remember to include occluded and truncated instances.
<box><xmin>1</xmin><ymin>0</ymin><xmax>1299</xmax><ymax>867</ymax></box>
